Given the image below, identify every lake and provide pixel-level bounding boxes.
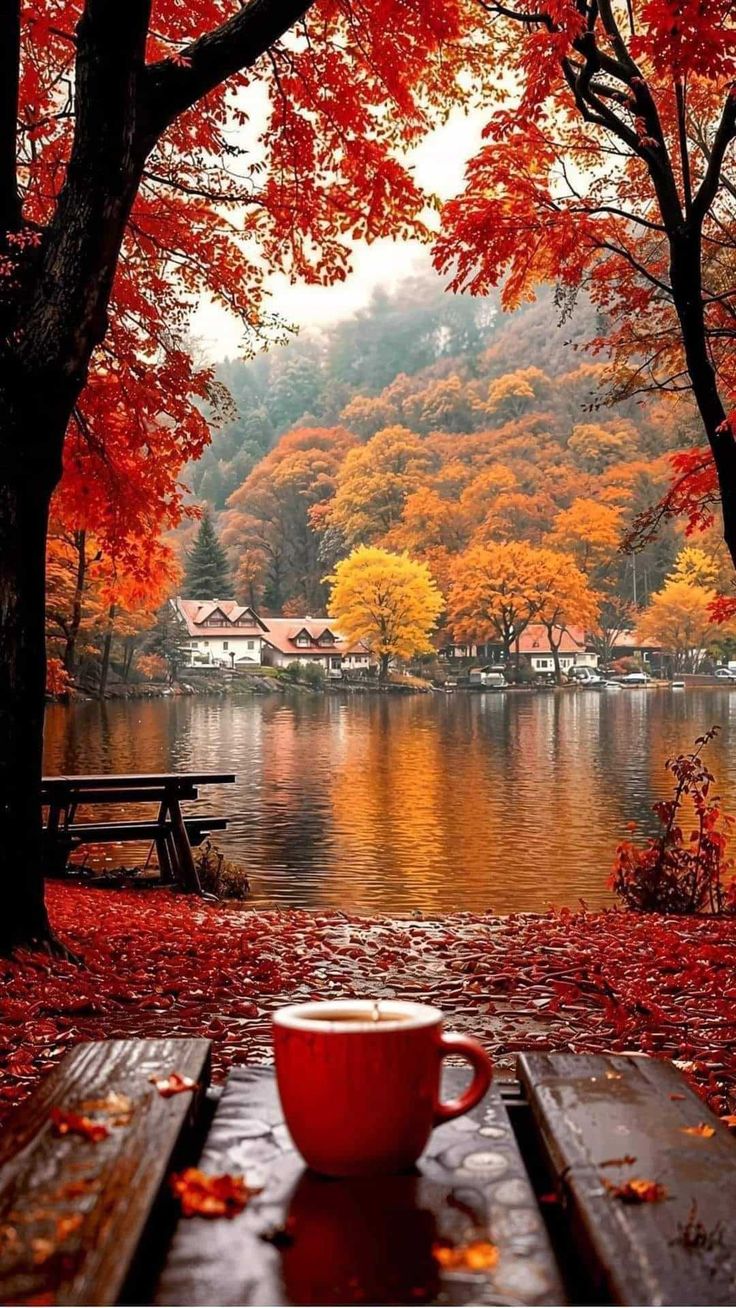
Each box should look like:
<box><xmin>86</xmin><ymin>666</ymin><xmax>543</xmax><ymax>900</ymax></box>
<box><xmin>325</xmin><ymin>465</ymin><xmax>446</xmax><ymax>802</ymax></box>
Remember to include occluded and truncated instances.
<box><xmin>42</xmin><ymin>687</ymin><xmax>736</xmax><ymax>915</ymax></box>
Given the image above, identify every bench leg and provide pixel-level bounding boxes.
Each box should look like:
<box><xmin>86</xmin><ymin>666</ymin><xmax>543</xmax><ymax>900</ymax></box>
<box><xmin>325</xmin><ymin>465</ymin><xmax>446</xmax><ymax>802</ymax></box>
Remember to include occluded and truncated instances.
<box><xmin>168</xmin><ymin>796</ymin><xmax>202</xmax><ymax>895</ymax></box>
<box><xmin>155</xmin><ymin>833</ymin><xmax>174</xmax><ymax>883</ymax></box>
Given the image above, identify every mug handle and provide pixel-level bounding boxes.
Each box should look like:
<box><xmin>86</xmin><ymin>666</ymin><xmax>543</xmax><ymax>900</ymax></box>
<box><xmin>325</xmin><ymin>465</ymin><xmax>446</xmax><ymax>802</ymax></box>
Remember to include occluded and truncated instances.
<box><xmin>434</xmin><ymin>1031</ymin><xmax>493</xmax><ymax>1124</ymax></box>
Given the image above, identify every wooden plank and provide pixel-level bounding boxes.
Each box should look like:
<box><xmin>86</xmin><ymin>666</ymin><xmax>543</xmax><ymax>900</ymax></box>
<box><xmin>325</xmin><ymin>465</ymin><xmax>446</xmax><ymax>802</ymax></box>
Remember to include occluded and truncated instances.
<box><xmin>155</xmin><ymin>1066</ymin><xmax>565</xmax><ymax>1307</ymax></box>
<box><xmin>47</xmin><ymin>786</ymin><xmax>200</xmax><ymax>805</ymax></box>
<box><xmin>0</xmin><ymin>1038</ymin><xmax>211</xmax><ymax>1307</ymax></box>
<box><xmin>518</xmin><ymin>1052</ymin><xmax>736</xmax><ymax>1306</ymax></box>
<box><xmin>57</xmin><ymin>818</ymin><xmax>228</xmax><ymax>842</ymax></box>
<box><xmin>42</xmin><ymin>774</ymin><xmax>236</xmax><ymax>789</ymax></box>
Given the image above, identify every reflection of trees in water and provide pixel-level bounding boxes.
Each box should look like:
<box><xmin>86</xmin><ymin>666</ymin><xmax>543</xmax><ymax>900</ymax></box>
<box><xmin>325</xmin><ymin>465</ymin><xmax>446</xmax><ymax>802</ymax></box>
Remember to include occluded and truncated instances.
<box><xmin>42</xmin><ymin>690</ymin><xmax>736</xmax><ymax>915</ymax></box>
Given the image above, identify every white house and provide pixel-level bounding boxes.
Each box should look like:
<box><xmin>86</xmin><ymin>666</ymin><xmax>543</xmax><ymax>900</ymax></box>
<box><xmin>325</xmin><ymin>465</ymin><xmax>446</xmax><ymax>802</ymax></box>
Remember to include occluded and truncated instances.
<box><xmin>517</xmin><ymin>625</ymin><xmax>599</xmax><ymax>675</ymax></box>
<box><xmin>260</xmin><ymin>617</ymin><xmax>371</xmax><ymax>676</ymax></box>
<box><xmin>173</xmin><ymin>599</ymin><xmax>372</xmax><ymax>675</ymax></box>
<box><xmin>174</xmin><ymin>599</ymin><xmax>268</xmax><ymax>666</ymax></box>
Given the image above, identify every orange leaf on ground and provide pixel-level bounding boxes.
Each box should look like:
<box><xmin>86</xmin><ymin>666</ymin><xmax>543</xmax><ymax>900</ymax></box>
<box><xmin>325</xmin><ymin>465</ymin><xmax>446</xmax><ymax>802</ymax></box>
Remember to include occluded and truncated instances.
<box><xmin>720</xmin><ymin>1114</ymin><xmax>736</xmax><ymax>1129</ymax></box>
<box><xmin>149</xmin><ymin>1073</ymin><xmax>198</xmax><ymax>1098</ymax></box>
<box><xmin>670</xmin><ymin>1093</ymin><xmax>686</xmax><ymax>1101</ymax></box>
<box><xmin>170</xmin><ymin>1168</ymin><xmax>259</xmax><ymax>1218</ymax></box>
<box><xmin>604</xmin><ymin>1177</ymin><xmax>667</xmax><ymax>1204</ymax></box>
<box><xmin>681</xmin><ymin>1122</ymin><xmax>716</xmax><ymax>1138</ymax></box>
<box><xmin>432</xmin><ymin>1239</ymin><xmax>499</xmax><ymax>1271</ymax></box>
<box><xmin>50</xmin><ymin>1108</ymin><xmax>109</xmax><ymax>1143</ymax></box>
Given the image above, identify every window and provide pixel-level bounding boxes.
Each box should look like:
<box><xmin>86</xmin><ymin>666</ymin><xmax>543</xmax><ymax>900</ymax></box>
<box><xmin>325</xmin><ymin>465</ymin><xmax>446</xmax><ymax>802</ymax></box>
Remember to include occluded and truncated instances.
<box><xmin>223</xmin><ymin>641</ymin><xmax>229</xmax><ymax>651</ymax></box>
<box><xmin>296</xmin><ymin>634</ymin><xmax>311</xmax><ymax>647</ymax></box>
<box><xmin>191</xmin><ymin>642</ymin><xmax>199</xmax><ymax>649</ymax></box>
<box><xmin>331</xmin><ymin>657</ymin><xmax>341</xmax><ymax>669</ymax></box>
<box><xmin>203</xmin><ymin>640</ymin><xmax>209</xmax><ymax>647</ymax></box>
<box><xmin>247</xmin><ymin>640</ymin><xmax>254</xmax><ymax>650</ymax></box>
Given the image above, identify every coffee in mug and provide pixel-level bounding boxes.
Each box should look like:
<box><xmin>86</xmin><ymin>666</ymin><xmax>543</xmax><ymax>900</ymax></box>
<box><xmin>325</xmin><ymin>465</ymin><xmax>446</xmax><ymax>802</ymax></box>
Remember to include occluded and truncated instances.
<box><xmin>272</xmin><ymin>999</ymin><xmax>493</xmax><ymax>1176</ymax></box>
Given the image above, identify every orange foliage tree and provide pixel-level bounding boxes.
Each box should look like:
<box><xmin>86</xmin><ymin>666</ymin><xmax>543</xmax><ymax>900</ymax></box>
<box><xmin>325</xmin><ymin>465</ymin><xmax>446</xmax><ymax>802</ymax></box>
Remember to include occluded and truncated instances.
<box><xmin>448</xmin><ymin>540</ymin><xmax>552</xmax><ymax>660</ymax></box>
<box><xmin>436</xmin><ymin>1</ymin><xmax>736</xmax><ymax>567</ymax></box>
<box><xmin>222</xmin><ymin>427</ymin><xmax>357</xmax><ymax>612</ymax></box>
<box><xmin>0</xmin><ymin>0</ymin><xmax>493</xmax><ymax>947</ymax></box>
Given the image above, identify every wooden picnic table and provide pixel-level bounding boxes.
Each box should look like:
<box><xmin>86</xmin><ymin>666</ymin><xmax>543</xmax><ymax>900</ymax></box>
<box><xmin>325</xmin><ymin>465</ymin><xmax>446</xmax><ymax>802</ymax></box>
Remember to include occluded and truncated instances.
<box><xmin>0</xmin><ymin>1041</ymin><xmax>734</xmax><ymax>1306</ymax></box>
<box><xmin>42</xmin><ymin>772</ymin><xmax>236</xmax><ymax>893</ymax></box>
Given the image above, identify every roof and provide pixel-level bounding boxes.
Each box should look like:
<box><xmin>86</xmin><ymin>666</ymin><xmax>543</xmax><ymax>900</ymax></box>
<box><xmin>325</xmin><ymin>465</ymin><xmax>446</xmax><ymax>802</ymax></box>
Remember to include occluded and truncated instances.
<box><xmin>175</xmin><ymin>598</ymin><xmax>268</xmax><ymax>637</ymax></box>
<box><xmin>261</xmin><ymin>616</ymin><xmax>369</xmax><ymax>658</ymax></box>
<box><xmin>612</xmin><ymin>629</ymin><xmax>662</xmax><ymax>651</ymax></box>
<box><xmin>517</xmin><ymin>624</ymin><xmax>587</xmax><ymax>655</ymax></box>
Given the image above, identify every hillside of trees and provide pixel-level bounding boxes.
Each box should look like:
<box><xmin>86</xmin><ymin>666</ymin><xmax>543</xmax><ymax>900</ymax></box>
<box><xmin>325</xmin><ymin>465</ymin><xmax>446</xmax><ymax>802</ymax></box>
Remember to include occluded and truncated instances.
<box><xmin>47</xmin><ymin>272</ymin><xmax>724</xmax><ymax>691</ymax></box>
<box><xmin>202</xmin><ymin>274</ymin><xmax>701</xmax><ymax>630</ymax></box>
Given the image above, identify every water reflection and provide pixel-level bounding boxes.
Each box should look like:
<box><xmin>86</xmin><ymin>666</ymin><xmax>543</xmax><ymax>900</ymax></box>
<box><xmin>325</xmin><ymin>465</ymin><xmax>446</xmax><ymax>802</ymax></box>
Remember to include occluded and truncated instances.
<box><xmin>43</xmin><ymin>689</ymin><xmax>736</xmax><ymax>914</ymax></box>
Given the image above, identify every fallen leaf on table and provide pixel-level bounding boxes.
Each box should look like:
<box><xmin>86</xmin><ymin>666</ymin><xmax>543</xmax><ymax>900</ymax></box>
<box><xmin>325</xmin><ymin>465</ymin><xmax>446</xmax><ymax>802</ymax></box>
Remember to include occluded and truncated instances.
<box><xmin>79</xmin><ymin>1092</ymin><xmax>134</xmax><ymax>1125</ymax></box>
<box><xmin>50</xmin><ymin>1108</ymin><xmax>109</xmax><ymax>1143</ymax></box>
<box><xmin>31</xmin><ymin>1238</ymin><xmax>55</xmax><ymax>1265</ymax></box>
<box><xmin>432</xmin><ymin>1239</ymin><xmax>499</xmax><ymax>1271</ymax></box>
<box><xmin>56</xmin><ymin>1213</ymin><xmax>84</xmax><ymax>1241</ymax></box>
<box><xmin>599</xmin><ymin>1154</ymin><xmax>637</xmax><ymax>1168</ymax></box>
<box><xmin>670</xmin><ymin>1093</ymin><xmax>686</xmax><ymax>1101</ymax></box>
<box><xmin>720</xmin><ymin>1113</ymin><xmax>736</xmax><ymax>1129</ymax></box>
<box><xmin>149</xmin><ymin>1072</ymin><xmax>198</xmax><ymax>1097</ymax></box>
<box><xmin>604</xmin><ymin>1177</ymin><xmax>667</xmax><ymax>1204</ymax></box>
<box><xmin>681</xmin><ymin>1122</ymin><xmax>716</xmax><ymax>1138</ymax></box>
<box><xmin>170</xmin><ymin>1168</ymin><xmax>260</xmax><ymax>1218</ymax></box>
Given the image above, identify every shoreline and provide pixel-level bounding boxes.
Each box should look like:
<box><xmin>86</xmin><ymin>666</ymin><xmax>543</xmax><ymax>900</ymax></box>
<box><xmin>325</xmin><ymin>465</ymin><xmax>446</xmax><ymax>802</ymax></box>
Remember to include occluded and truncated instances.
<box><xmin>1</xmin><ymin>884</ymin><xmax>733</xmax><ymax>1129</ymax></box>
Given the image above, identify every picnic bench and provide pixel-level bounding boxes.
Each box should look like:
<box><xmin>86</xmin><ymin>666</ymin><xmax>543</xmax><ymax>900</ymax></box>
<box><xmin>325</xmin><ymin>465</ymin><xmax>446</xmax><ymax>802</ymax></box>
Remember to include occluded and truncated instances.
<box><xmin>0</xmin><ymin>1041</ymin><xmax>734</xmax><ymax>1306</ymax></box>
<box><xmin>42</xmin><ymin>773</ymin><xmax>236</xmax><ymax>893</ymax></box>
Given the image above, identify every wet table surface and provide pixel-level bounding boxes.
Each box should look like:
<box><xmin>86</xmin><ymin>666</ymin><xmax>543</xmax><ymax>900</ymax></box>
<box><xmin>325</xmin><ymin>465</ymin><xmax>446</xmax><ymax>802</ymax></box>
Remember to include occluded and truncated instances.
<box><xmin>154</xmin><ymin>1066</ymin><xmax>564</xmax><ymax>1307</ymax></box>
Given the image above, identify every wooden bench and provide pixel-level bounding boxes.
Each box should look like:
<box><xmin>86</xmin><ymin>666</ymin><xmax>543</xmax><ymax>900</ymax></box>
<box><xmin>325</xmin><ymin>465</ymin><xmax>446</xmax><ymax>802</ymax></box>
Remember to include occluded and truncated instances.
<box><xmin>1</xmin><ymin>1048</ymin><xmax>734</xmax><ymax>1305</ymax></box>
<box><xmin>42</xmin><ymin>773</ymin><xmax>236</xmax><ymax>893</ymax></box>
<box><xmin>0</xmin><ymin>1038</ymin><xmax>211</xmax><ymax>1307</ymax></box>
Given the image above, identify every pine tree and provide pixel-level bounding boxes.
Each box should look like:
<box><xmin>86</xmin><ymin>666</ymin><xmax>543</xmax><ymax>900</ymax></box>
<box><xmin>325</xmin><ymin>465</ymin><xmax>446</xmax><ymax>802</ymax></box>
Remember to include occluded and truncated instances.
<box><xmin>183</xmin><ymin>512</ymin><xmax>232</xmax><ymax>598</ymax></box>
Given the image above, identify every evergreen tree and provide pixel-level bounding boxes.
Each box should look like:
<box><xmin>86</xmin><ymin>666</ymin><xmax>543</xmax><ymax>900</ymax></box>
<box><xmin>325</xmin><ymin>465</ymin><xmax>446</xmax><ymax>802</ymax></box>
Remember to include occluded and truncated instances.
<box><xmin>183</xmin><ymin>512</ymin><xmax>232</xmax><ymax>598</ymax></box>
<box><xmin>145</xmin><ymin>603</ymin><xmax>190</xmax><ymax>683</ymax></box>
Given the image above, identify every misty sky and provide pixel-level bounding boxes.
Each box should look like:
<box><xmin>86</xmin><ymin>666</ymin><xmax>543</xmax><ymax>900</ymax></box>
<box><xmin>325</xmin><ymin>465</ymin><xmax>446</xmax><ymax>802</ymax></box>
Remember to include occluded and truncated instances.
<box><xmin>191</xmin><ymin>108</ymin><xmax>486</xmax><ymax>361</ymax></box>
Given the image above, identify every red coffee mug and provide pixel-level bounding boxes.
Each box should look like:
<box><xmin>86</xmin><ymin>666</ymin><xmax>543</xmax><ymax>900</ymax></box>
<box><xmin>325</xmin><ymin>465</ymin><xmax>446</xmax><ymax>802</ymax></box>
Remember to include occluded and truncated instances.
<box><xmin>273</xmin><ymin>999</ymin><xmax>493</xmax><ymax>1176</ymax></box>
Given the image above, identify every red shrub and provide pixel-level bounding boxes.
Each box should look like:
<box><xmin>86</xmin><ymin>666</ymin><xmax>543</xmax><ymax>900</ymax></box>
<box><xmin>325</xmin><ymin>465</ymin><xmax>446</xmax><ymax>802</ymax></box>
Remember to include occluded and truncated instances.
<box><xmin>612</xmin><ymin>728</ymin><xmax>736</xmax><ymax>914</ymax></box>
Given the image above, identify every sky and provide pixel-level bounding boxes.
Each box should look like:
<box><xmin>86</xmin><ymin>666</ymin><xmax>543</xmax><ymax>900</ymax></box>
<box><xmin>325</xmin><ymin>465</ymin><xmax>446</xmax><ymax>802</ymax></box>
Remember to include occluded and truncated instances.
<box><xmin>190</xmin><ymin>108</ymin><xmax>486</xmax><ymax>361</ymax></box>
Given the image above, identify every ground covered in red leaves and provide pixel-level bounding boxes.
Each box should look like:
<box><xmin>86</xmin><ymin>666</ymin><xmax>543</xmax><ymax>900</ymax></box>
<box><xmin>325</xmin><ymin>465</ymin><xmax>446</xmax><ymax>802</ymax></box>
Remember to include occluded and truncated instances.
<box><xmin>1</xmin><ymin>883</ymin><xmax>735</xmax><ymax>1121</ymax></box>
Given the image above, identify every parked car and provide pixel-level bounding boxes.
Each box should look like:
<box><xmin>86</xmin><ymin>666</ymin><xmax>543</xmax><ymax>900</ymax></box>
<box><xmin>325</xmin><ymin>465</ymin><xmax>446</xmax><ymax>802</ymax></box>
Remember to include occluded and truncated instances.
<box><xmin>619</xmin><ymin>671</ymin><xmax>651</xmax><ymax>685</ymax></box>
<box><xmin>569</xmin><ymin>667</ymin><xmax>603</xmax><ymax>685</ymax></box>
<box><xmin>714</xmin><ymin>667</ymin><xmax>736</xmax><ymax>681</ymax></box>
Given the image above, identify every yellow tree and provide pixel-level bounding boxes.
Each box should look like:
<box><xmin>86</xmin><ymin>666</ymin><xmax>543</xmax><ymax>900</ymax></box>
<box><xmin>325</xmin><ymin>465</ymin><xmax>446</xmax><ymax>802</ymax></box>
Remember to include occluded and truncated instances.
<box><xmin>448</xmin><ymin>540</ymin><xmax>549</xmax><ymax>660</ymax></box>
<box><xmin>325</xmin><ymin>427</ymin><xmax>435</xmax><ymax>546</ymax></box>
<box><xmin>637</xmin><ymin>581</ymin><xmax>727</xmax><ymax>674</ymax></box>
<box><xmin>668</xmin><ymin>546</ymin><xmax>719</xmax><ymax>589</ymax></box>
<box><xmin>328</xmin><ymin>547</ymin><xmax>443</xmax><ymax>680</ymax></box>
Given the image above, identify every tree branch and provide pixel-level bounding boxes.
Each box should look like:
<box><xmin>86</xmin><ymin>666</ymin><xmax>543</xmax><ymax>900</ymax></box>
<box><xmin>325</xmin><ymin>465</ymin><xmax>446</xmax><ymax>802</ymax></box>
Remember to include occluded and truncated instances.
<box><xmin>0</xmin><ymin>0</ymin><xmax>21</xmax><ymax>235</ymax></box>
<box><xmin>142</xmin><ymin>0</ymin><xmax>315</xmax><ymax>145</ymax></box>
<box><xmin>692</xmin><ymin>87</ymin><xmax>736</xmax><ymax>226</ymax></box>
<box><xmin>14</xmin><ymin>0</ymin><xmax>152</xmax><ymax>381</ymax></box>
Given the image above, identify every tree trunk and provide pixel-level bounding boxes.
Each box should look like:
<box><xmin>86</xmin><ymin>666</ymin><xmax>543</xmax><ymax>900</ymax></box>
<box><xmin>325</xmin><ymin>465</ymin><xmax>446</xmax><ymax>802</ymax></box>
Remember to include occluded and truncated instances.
<box><xmin>670</xmin><ymin>231</ymin><xmax>736</xmax><ymax>567</ymax></box>
<box><xmin>98</xmin><ymin>605</ymin><xmax>116</xmax><ymax>698</ymax></box>
<box><xmin>379</xmin><ymin>652</ymin><xmax>390</xmax><ymax>681</ymax></box>
<box><xmin>63</xmin><ymin>530</ymin><xmax>87</xmax><ymax>673</ymax></box>
<box><xmin>0</xmin><ymin>471</ymin><xmax>54</xmax><ymax>948</ymax></box>
<box><xmin>549</xmin><ymin>638</ymin><xmax>563</xmax><ymax>685</ymax></box>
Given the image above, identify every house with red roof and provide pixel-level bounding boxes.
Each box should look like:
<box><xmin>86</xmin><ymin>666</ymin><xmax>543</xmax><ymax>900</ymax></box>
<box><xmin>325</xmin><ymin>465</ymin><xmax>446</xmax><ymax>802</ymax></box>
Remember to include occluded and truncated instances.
<box><xmin>516</xmin><ymin>625</ymin><xmax>599</xmax><ymax>676</ymax></box>
<box><xmin>173</xmin><ymin>599</ymin><xmax>372</xmax><ymax>676</ymax></box>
